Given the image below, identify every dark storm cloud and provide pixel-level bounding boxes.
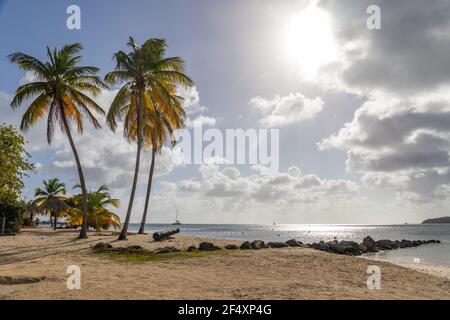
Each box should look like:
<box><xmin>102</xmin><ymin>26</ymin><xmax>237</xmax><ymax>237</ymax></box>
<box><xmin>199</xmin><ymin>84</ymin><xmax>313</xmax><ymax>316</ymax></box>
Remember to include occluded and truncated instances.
<box><xmin>320</xmin><ymin>0</ymin><xmax>450</xmax><ymax>95</ymax></box>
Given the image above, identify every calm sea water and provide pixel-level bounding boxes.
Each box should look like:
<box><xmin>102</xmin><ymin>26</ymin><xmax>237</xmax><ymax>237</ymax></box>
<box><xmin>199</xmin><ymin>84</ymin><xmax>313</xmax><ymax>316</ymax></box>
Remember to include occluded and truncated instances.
<box><xmin>128</xmin><ymin>223</ymin><xmax>450</xmax><ymax>268</ymax></box>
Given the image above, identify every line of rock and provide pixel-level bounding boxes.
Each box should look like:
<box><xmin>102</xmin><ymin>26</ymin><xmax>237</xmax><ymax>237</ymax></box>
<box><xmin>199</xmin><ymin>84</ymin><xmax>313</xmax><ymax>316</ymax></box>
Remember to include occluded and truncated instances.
<box><xmin>307</xmin><ymin>237</ymin><xmax>441</xmax><ymax>256</ymax></box>
<box><xmin>92</xmin><ymin>236</ymin><xmax>441</xmax><ymax>256</ymax></box>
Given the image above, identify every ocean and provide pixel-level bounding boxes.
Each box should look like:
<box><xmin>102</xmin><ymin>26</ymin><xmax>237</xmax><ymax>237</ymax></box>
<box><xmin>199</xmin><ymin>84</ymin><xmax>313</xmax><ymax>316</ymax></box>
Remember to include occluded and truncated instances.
<box><xmin>128</xmin><ymin>223</ymin><xmax>450</xmax><ymax>268</ymax></box>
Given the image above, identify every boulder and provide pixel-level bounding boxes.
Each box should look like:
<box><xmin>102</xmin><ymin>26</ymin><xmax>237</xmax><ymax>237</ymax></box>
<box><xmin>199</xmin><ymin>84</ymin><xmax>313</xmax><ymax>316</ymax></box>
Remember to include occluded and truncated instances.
<box><xmin>225</xmin><ymin>244</ymin><xmax>238</xmax><ymax>250</ymax></box>
<box><xmin>375</xmin><ymin>239</ymin><xmax>393</xmax><ymax>250</ymax></box>
<box><xmin>362</xmin><ymin>236</ymin><xmax>375</xmax><ymax>251</ymax></box>
<box><xmin>340</xmin><ymin>241</ymin><xmax>360</xmax><ymax>253</ymax></box>
<box><xmin>401</xmin><ymin>239</ymin><xmax>413</xmax><ymax>247</ymax></box>
<box><xmin>358</xmin><ymin>243</ymin><xmax>368</xmax><ymax>253</ymax></box>
<box><xmin>285</xmin><ymin>239</ymin><xmax>303</xmax><ymax>247</ymax></box>
<box><xmin>328</xmin><ymin>241</ymin><xmax>346</xmax><ymax>254</ymax></box>
<box><xmin>198</xmin><ymin>242</ymin><xmax>221</xmax><ymax>251</ymax></box>
<box><xmin>187</xmin><ymin>245</ymin><xmax>197</xmax><ymax>252</ymax></box>
<box><xmin>251</xmin><ymin>240</ymin><xmax>265</xmax><ymax>250</ymax></box>
<box><xmin>318</xmin><ymin>241</ymin><xmax>330</xmax><ymax>251</ymax></box>
<box><xmin>126</xmin><ymin>245</ymin><xmax>144</xmax><ymax>253</ymax></box>
<box><xmin>92</xmin><ymin>242</ymin><xmax>113</xmax><ymax>251</ymax></box>
<box><xmin>155</xmin><ymin>246</ymin><xmax>179</xmax><ymax>254</ymax></box>
<box><xmin>240</xmin><ymin>241</ymin><xmax>252</xmax><ymax>250</ymax></box>
<box><xmin>267</xmin><ymin>242</ymin><xmax>289</xmax><ymax>248</ymax></box>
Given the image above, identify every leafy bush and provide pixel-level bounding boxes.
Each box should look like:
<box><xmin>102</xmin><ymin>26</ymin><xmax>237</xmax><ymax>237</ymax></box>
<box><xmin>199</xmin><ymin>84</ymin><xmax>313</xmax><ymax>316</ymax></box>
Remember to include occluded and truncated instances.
<box><xmin>0</xmin><ymin>190</ymin><xmax>24</xmax><ymax>234</ymax></box>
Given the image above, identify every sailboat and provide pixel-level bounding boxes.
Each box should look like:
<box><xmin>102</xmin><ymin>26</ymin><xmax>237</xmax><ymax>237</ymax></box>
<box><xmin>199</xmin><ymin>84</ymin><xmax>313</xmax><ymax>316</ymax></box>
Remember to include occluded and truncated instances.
<box><xmin>172</xmin><ymin>208</ymin><xmax>181</xmax><ymax>225</ymax></box>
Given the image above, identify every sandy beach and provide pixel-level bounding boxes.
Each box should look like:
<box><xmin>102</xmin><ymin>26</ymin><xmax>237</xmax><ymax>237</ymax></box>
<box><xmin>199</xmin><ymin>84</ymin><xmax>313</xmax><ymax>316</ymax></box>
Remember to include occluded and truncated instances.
<box><xmin>1</xmin><ymin>229</ymin><xmax>449</xmax><ymax>300</ymax></box>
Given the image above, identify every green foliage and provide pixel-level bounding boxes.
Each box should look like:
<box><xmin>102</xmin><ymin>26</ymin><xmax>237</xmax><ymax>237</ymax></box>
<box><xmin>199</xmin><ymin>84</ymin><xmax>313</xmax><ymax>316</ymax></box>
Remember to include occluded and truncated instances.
<box><xmin>8</xmin><ymin>43</ymin><xmax>107</xmax><ymax>144</ymax></box>
<box><xmin>100</xmin><ymin>249</ymin><xmax>229</xmax><ymax>263</ymax></box>
<box><xmin>33</xmin><ymin>178</ymin><xmax>68</xmax><ymax>229</ymax></box>
<box><xmin>0</xmin><ymin>124</ymin><xmax>34</xmax><ymax>195</ymax></box>
<box><xmin>66</xmin><ymin>184</ymin><xmax>121</xmax><ymax>231</ymax></box>
<box><xmin>0</xmin><ymin>189</ymin><xmax>24</xmax><ymax>233</ymax></box>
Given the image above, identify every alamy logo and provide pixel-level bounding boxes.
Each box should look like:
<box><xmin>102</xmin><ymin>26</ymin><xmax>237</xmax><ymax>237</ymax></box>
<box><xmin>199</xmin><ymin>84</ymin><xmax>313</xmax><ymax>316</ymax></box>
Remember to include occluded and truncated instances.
<box><xmin>366</xmin><ymin>265</ymin><xmax>381</xmax><ymax>289</ymax></box>
<box><xmin>367</xmin><ymin>5</ymin><xmax>381</xmax><ymax>30</ymax></box>
<box><xmin>66</xmin><ymin>5</ymin><xmax>81</xmax><ymax>30</ymax></box>
<box><xmin>174</xmin><ymin>123</ymin><xmax>280</xmax><ymax>173</ymax></box>
<box><xmin>66</xmin><ymin>265</ymin><xmax>81</xmax><ymax>290</ymax></box>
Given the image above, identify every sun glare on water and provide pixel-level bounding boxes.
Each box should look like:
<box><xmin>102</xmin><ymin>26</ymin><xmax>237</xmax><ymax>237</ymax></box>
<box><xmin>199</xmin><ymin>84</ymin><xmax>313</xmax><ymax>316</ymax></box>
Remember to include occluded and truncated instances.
<box><xmin>280</xmin><ymin>6</ymin><xmax>337</xmax><ymax>79</ymax></box>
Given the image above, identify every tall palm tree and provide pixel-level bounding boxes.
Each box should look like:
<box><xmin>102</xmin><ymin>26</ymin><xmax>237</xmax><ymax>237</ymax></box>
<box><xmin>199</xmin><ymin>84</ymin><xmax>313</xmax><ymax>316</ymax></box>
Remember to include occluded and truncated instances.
<box><xmin>67</xmin><ymin>184</ymin><xmax>121</xmax><ymax>231</ymax></box>
<box><xmin>9</xmin><ymin>43</ymin><xmax>108</xmax><ymax>238</ymax></box>
<box><xmin>137</xmin><ymin>88</ymin><xmax>186</xmax><ymax>234</ymax></box>
<box><xmin>105</xmin><ymin>37</ymin><xmax>192</xmax><ymax>240</ymax></box>
<box><xmin>34</xmin><ymin>178</ymin><xmax>68</xmax><ymax>230</ymax></box>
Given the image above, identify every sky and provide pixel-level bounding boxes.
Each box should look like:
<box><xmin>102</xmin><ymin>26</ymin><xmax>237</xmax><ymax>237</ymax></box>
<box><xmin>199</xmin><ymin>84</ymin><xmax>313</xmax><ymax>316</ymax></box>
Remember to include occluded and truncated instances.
<box><xmin>1</xmin><ymin>0</ymin><xmax>450</xmax><ymax>224</ymax></box>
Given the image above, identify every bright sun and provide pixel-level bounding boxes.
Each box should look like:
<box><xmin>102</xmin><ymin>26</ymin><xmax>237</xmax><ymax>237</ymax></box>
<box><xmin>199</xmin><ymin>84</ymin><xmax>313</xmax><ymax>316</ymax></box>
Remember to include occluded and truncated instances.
<box><xmin>280</xmin><ymin>6</ymin><xmax>337</xmax><ymax>79</ymax></box>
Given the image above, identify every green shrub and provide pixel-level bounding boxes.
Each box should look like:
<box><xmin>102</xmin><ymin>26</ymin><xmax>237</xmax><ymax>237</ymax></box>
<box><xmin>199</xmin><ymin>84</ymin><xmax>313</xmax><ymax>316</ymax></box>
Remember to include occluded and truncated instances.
<box><xmin>0</xmin><ymin>190</ymin><xmax>24</xmax><ymax>234</ymax></box>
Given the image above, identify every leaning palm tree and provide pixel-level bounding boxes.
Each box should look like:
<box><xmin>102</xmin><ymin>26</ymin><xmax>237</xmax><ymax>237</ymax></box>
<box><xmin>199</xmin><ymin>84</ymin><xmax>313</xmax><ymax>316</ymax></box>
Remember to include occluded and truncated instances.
<box><xmin>105</xmin><ymin>37</ymin><xmax>192</xmax><ymax>240</ymax></box>
<box><xmin>9</xmin><ymin>43</ymin><xmax>108</xmax><ymax>238</ymax></box>
<box><xmin>67</xmin><ymin>184</ymin><xmax>121</xmax><ymax>231</ymax></box>
<box><xmin>34</xmin><ymin>178</ymin><xmax>68</xmax><ymax>230</ymax></box>
<box><xmin>137</xmin><ymin>89</ymin><xmax>186</xmax><ymax>234</ymax></box>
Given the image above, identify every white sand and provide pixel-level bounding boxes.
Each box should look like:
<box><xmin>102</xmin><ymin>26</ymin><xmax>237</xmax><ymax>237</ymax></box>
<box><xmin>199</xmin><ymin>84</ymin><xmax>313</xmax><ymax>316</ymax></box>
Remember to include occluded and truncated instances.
<box><xmin>1</xmin><ymin>229</ymin><xmax>449</xmax><ymax>300</ymax></box>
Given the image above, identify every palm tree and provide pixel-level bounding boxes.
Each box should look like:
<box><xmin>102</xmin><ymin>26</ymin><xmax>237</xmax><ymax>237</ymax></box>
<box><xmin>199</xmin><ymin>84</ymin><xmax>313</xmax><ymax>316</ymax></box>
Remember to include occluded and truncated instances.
<box><xmin>137</xmin><ymin>88</ymin><xmax>187</xmax><ymax>234</ymax></box>
<box><xmin>9</xmin><ymin>43</ymin><xmax>108</xmax><ymax>238</ymax></box>
<box><xmin>34</xmin><ymin>178</ymin><xmax>68</xmax><ymax>230</ymax></box>
<box><xmin>24</xmin><ymin>200</ymin><xmax>39</xmax><ymax>226</ymax></box>
<box><xmin>67</xmin><ymin>185</ymin><xmax>121</xmax><ymax>231</ymax></box>
<box><xmin>105</xmin><ymin>37</ymin><xmax>192</xmax><ymax>240</ymax></box>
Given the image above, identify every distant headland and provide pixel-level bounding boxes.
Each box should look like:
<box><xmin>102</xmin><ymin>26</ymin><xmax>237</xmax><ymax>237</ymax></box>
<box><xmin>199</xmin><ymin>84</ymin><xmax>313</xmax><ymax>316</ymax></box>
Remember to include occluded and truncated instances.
<box><xmin>422</xmin><ymin>216</ymin><xmax>450</xmax><ymax>224</ymax></box>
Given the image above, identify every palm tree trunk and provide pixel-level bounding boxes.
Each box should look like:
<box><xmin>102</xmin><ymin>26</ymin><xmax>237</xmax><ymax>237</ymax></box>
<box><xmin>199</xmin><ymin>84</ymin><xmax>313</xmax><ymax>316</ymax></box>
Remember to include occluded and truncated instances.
<box><xmin>118</xmin><ymin>91</ymin><xmax>144</xmax><ymax>240</ymax></box>
<box><xmin>138</xmin><ymin>148</ymin><xmax>156</xmax><ymax>234</ymax></box>
<box><xmin>54</xmin><ymin>214</ymin><xmax>57</xmax><ymax>230</ymax></box>
<box><xmin>59</xmin><ymin>104</ymin><xmax>89</xmax><ymax>239</ymax></box>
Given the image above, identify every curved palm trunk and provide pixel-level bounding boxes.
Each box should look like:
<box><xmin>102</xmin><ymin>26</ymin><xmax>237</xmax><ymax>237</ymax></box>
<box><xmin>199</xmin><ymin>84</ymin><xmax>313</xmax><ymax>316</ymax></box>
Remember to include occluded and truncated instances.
<box><xmin>60</xmin><ymin>105</ymin><xmax>89</xmax><ymax>239</ymax></box>
<box><xmin>138</xmin><ymin>148</ymin><xmax>156</xmax><ymax>234</ymax></box>
<box><xmin>118</xmin><ymin>92</ymin><xmax>144</xmax><ymax>240</ymax></box>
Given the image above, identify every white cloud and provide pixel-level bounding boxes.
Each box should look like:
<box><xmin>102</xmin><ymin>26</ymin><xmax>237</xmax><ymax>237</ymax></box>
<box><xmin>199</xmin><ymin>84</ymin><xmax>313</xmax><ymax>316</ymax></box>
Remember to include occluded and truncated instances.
<box><xmin>177</xmin><ymin>86</ymin><xmax>207</xmax><ymax>115</ymax></box>
<box><xmin>314</xmin><ymin>0</ymin><xmax>450</xmax><ymax>204</ymax></box>
<box><xmin>177</xmin><ymin>85</ymin><xmax>217</xmax><ymax>129</ymax></box>
<box><xmin>176</xmin><ymin>163</ymin><xmax>359</xmax><ymax>205</ymax></box>
<box><xmin>251</xmin><ymin>92</ymin><xmax>324</xmax><ymax>128</ymax></box>
<box><xmin>185</xmin><ymin>115</ymin><xmax>217</xmax><ymax>128</ymax></box>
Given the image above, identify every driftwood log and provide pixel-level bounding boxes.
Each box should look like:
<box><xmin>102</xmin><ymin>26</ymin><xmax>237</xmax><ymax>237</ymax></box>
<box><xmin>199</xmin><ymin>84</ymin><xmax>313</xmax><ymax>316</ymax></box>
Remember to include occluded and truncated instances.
<box><xmin>153</xmin><ymin>228</ymin><xmax>180</xmax><ymax>241</ymax></box>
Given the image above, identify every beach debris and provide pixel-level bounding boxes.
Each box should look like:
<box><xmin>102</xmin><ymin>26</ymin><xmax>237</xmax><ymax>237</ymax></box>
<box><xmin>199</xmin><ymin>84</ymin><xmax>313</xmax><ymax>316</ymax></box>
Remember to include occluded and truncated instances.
<box><xmin>92</xmin><ymin>242</ymin><xmax>113</xmax><ymax>251</ymax></box>
<box><xmin>267</xmin><ymin>242</ymin><xmax>289</xmax><ymax>248</ymax></box>
<box><xmin>0</xmin><ymin>275</ymin><xmax>46</xmax><ymax>285</ymax></box>
<box><xmin>251</xmin><ymin>240</ymin><xmax>265</xmax><ymax>250</ymax></box>
<box><xmin>187</xmin><ymin>245</ymin><xmax>197</xmax><ymax>252</ymax></box>
<box><xmin>285</xmin><ymin>239</ymin><xmax>303</xmax><ymax>247</ymax></box>
<box><xmin>153</xmin><ymin>228</ymin><xmax>180</xmax><ymax>241</ymax></box>
<box><xmin>155</xmin><ymin>246</ymin><xmax>180</xmax><ymax>254</ymax></box>
<box><xmin>198</xmin><ymin>242</ymin><xmax>221</xmax><ymax>251</ymax></box>
<box><xmin>225</xmin><ymin>244</ymin><xmax>238</xmax><ymax>250</ymax></box>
